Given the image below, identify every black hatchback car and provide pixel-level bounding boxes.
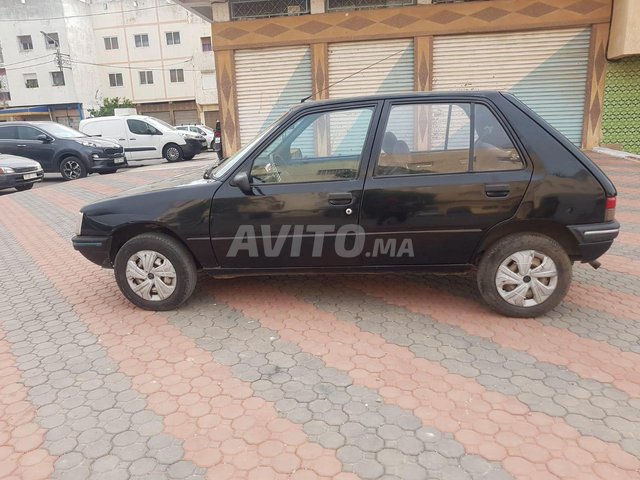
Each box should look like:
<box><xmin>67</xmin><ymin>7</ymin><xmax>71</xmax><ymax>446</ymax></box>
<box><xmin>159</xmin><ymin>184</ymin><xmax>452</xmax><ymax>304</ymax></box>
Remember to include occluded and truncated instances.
<box><xmin>0</xmin><ymin>121</ymin><xmax>126</xmax><ymax>181</ymax></box>
<box><xmin>72</xmin><ymin>92</ymin><xmax>619</xmax><ymax>317</ymax></box>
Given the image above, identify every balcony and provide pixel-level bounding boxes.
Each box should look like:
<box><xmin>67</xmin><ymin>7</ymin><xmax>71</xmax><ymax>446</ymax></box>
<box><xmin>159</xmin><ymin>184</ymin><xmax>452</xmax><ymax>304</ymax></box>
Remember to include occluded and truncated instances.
<box><xmin>326</xmin><ymin>0</ymin><xmax>415</xmax><ymax>12</ymax></box>
<box><xmin>230</xmin><ymin>0</ymin><xmax>310</xmax><ymax>20</ymax></box>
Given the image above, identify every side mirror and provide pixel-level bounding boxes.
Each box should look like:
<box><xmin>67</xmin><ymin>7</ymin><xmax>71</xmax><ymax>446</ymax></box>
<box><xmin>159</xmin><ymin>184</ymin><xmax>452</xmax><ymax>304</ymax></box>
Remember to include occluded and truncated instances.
<box><xmin>231</xmin><ymin>171</ymin><xmax>252</xmax><ymax>195</ymax></box>
<box><xmin>37</xmin><ymin>134</ymin><xmax>52</xmax><ymax>143</ymax></box>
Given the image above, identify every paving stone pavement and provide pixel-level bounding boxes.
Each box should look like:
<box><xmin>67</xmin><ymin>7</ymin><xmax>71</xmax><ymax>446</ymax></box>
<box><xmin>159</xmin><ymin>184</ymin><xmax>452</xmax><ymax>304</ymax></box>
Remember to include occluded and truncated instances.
<box><xmin>0</xmin><ymin>152</ymin><xmax>639</xmax><ymax>479</ymax></box>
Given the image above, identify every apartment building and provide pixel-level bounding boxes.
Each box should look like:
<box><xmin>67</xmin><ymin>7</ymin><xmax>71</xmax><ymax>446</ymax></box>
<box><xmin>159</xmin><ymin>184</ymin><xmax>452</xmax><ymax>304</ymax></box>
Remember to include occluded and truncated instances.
<box><xmin>0</xmin><ymin>0</ymin><xmax>219</xmax><ymax>127</ymax></box>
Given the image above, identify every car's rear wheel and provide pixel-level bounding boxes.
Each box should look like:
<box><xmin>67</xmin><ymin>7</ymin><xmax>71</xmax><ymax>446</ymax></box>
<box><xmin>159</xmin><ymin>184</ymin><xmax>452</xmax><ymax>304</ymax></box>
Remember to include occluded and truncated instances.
<box><xmin>60</xmin><ymin>156</ymin><xmax>87</xmax><ymax>181</ymax></box>
<box><xmin>477</xmin><ymin>233</ymin><xmax>572</xmax><ymax>318</ymax></box>
<box><xmin>16</xmin><ymin>184</ymin><xmax>34</xmax><ymax>191</ymax></box>
<box><xmin>163</xmin><ymin>144</ymin><xmax>183</xmax><ymax>163</ymax></box>
<box><xmin>114</xmin><ymin>233</ymin><xmax>198</xmax><ymax>311</ymax></box>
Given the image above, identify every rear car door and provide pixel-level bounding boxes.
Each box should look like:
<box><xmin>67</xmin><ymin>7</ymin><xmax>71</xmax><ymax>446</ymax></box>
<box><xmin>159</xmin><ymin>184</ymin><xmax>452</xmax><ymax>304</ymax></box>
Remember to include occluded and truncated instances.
<box><xmin>15</xmin><ymin>126</ymin><xmax>56</xmax><ymax>170</ymax></box>
<box><xmin>0</xmin><ymin>125</ymin><xmax>19</xmax><ymax>156</ymax></box>
<box><xmin>210</xmin><ymin>102</ymin><xmax>381</xmax><ymax>270</ymax></box>
<box><xmin>360</xmin><ymin>99</ymin><xmax>533</xmax><ymax>265</ymax></box>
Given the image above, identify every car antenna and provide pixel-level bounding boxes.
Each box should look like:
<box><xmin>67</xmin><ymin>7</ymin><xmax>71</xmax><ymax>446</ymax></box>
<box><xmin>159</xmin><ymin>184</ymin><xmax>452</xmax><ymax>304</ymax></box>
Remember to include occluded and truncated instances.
<box><xmin>300</xmin><ymin>47</ymin><xmax>406</xmax><ymax>103</ymax></box>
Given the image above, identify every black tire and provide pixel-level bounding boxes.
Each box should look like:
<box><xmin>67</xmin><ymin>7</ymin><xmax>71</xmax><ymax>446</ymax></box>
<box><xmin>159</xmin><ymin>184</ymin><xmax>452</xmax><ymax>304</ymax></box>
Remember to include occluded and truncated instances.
<box><xmin>59</xmin><ymin>156</ymin><xmax>88</xmax><ymax>181</ymax></box>
<box><xmin>114</xmin><ymin>233</ymin><xmax>198</xmax><ymax>311</ymax></box>
<box><xmin>477</xmin><ymin>233</ymin><xmax>572</xmax><ymax>318</ymax></box>
<box><xmin>163</xmin><ymin>144</ymin><xmax>183</xmax><ymax>163</ymax></box>
<box><xmin>183</xmin><ymin>155</ymin><xmax>195</xmax><ymax>161</ymax></box>
<box><xmin>15</xmin><ymin>184</ymin><xmax>34</xmax><ymax>191</ymax></box>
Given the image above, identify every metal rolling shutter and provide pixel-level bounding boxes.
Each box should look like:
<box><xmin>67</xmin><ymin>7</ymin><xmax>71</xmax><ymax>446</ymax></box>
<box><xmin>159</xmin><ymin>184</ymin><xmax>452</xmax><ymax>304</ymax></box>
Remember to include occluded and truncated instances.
<box><xmin>174</xmin><ymin>110</ymin><xmax>199</xmax><ymax>125</ymax></box>
<box><xmin>328</xmin><ymin>39</ymin><xmax>414</xmax><ymax>99</ymax></box>
<box><xmin>148</xmin><ymin>111</ymin><xmax>172</xmax><ymax>124</ymax></box>
<box><xmin>433</xmin><ymin>28</ymin><xmax>591</xmax><ymax>145</ymax></box>
<box><xmin>235</xmin><ymin>47</ymin><xmax>312</xmax><ymax>146</ymax></box>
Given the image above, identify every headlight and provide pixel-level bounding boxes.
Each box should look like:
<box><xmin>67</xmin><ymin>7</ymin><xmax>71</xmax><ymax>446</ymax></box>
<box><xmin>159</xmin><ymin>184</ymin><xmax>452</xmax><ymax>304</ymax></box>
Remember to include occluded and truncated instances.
<box><xmin>77</xmin><ymin>140</ymin><xmax>100</xmax><ymax>148</ymax></box>
<box><xmin>75</xmin><ymin>212</ymin><xmax>84</xmax><ymax>236</ymax></box>
<box><xmin>0</xmin><ymin>167</ymin><xmax>15</xmax><ymax>175</ymax></box>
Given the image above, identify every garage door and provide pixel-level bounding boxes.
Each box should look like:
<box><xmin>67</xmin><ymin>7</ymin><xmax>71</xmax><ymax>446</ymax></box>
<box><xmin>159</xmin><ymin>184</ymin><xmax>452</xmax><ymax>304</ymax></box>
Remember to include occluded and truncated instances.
<box><xmin>235</xmin><ymin>46</ymin><xmax>312</xmax><ymax>145</ymax></box>
<box><xmin>174</xmin><ymin>109</ymin><xmax>199</xmax><ymax>126</ymax></box>
<box><xmin>433</xmin><ymin>28</ymin><xmax>591</xmax><ymax>145</ymax></box>
<box><xmin>147</xmin><ymin>111</ymin><xmax>172</xmax><ymax>124</ymax></box>
<box><xmin>328</xmin><ymin>39</ymin><xmax>414</xmax><ymax>99</ymax></box>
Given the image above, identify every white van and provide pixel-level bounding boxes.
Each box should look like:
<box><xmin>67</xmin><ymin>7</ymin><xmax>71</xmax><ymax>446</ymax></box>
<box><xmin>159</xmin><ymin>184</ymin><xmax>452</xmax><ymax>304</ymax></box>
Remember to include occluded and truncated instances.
<box><xmin>79</xmin><ymin>115</ymin><xmax>202</xmax><ymax>162</ymax></box>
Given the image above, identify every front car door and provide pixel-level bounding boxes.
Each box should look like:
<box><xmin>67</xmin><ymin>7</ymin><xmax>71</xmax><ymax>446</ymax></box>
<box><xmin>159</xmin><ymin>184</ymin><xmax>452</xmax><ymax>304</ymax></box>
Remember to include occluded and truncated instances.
<box><xmin>360</xmin><ymin>99</ymin><xmax>533</xmax><ymax>265</ymax></box>
<box><xmin>15</xmin><ymin>126</ymin><xmax>56</xmax><ymax>170</ymax></box>
<box><xmin>126</xmin><ymin>119</ymin><xmax>161</xmax><ymax>160</ymax></box>
<box><xmin>211</xmin><ymin>102</ymin><xmax>381</xmax><ymax>270</ymax></box>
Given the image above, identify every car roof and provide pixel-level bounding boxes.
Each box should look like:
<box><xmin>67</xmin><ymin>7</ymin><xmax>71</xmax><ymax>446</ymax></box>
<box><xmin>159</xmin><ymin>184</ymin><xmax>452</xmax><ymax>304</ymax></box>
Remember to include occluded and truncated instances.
<box><xmin>295</xmin><ymin>91</ymin><xmax>508</xmax><ymax>109</ymax></box>
<box><xmin>0</xmin><ymin>121</ymin><xmax>60</xmax><ymax>126</ymax></box>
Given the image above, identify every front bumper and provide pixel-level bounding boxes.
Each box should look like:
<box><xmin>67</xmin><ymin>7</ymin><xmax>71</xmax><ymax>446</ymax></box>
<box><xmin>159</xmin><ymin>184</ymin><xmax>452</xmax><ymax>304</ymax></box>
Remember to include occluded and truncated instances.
<box><xmin>72</xmin><ymin>235</ymin><xmax>112</xmax><ymax>267</ymax></box>
<box><xmin>183</xmin><ymin>139</ymin><xmax>202</xmax><ymax>157</ymax></box>
<box><xmin>86</xmin><ymin>150</ymin><xmax>127</xmax><ymax>172</ymax></box>
<box><xmin>568</xmin><ymin>221</ymin><xmax>620</xmax><ymax>262</ymax></box>
<box><xmin>0</xmin><ymin>169</ymin><xmax>44</xmax><ymax>191</ymax></box>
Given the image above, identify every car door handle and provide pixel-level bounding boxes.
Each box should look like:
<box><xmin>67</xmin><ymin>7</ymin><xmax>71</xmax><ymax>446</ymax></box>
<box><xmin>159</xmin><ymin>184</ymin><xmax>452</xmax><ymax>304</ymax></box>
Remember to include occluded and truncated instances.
<box><xmin>17</xmin><ymin>144</ymin><xmax>26</xmax><ymax>148</ymax></box>
<box><xmin>485</xmin><ymin>184</ymin><xmax>510</xmax><ymax>198</ymax></box>
<box><xmin>130</xmin><ymin>138</ymin><xmax>136</xmax><ymax>141</ymax></box>
<box><xmin>328</xmin><ymin>193</ymin><xmax>353</xmax><ymax>206</ymax></box>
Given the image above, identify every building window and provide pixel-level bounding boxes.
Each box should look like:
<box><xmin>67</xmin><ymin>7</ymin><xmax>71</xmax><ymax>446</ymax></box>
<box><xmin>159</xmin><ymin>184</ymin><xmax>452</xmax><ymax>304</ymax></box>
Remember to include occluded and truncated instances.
<box><xmin>109</xmin><ymin>73</ymin><xmax>124</xmax><ymax>87</ymax></box>
<box><xmin>201</xmin><ymin>72</ymin><xmax>216</xmax><ymax>90</ymax></box>
<box><xmin>166</xmin><ymin>32</ymin><xmax>181</xmax><ymax>46</ymax></box>
<box><xmin>44</xmin><ymin>32</ymin><xmax>59</xmax><ymax>49</ymax></box>
<box><xmin>18</xmin><ymin>35</ymin><xmax>33</xmax><ymax>52</ymax></box>
<box><xmin>169</xmin><ymin>69</ymin><xmax>184</xmax><ymax>83</ymax></box>
<box><xmin>139</xmin><ymin>71</ymin><xmax>154</xmax><ymax>85</ymax></box>
<box><xmin>326</xmin><ymin>0</ymin><xmax>414</xmax><ymax>11</ymax></box>
<box><xmin>104</xmin><ymin>36</ymin><xmax>119</xmax><ymax>50</ymax></box>
<box><xmin>134</xmin><ymin>34</ymin><xmax>149</xmax><ymax>48</ymax></box>
<box><xmin>51</xmin><ymin>71</ymin><xmax>65</xmax><ymax>86</ymax></box>
<box><xmin>229</xmin><ymin>0</ymin><xmax>310</xmax><ymax>20</ymax></box>
<box><xmin>24</xmin><ymin>73</ymin><xmax>38</xmax><ymax>88</ymax></box>
<box><xmin>201</xmin><ymin>37</ymin><xmax>212</xmax><ymax>52</ymax></box>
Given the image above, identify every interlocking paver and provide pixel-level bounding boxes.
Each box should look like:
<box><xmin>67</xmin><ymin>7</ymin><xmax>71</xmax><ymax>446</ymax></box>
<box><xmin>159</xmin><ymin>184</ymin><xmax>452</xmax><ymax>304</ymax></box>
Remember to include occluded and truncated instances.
<box><xmin>1</xmin><ymin>154</ymin><xmax>639</xmax><ymax>478</ymax></box>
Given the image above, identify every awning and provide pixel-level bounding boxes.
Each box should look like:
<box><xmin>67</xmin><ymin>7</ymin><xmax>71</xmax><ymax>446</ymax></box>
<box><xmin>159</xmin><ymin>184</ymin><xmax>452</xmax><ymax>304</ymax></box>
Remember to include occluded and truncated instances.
<box><xmin>0</xmin><ymin>105</ymin><xmax>49</xmax><ymax>117</ymax></box>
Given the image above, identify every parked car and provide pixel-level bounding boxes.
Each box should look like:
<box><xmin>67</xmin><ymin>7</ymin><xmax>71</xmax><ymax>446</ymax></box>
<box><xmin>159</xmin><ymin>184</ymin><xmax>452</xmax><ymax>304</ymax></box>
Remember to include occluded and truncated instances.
<box><xmin>0</xmin><ymin>122</ymin><xmax>126</xmax><ymax>181</ymax></box>
<box><xmin>0</xmin><ymin>153</ymin><xmax>44</xmax><ymax>192</ymax></box>
<box><xmin>72</xmin><ymin>92</ymin><xmax>619</xmax><ymax>317</ymax></box>
<box><xmin>79</xmin><ymin>115</ymin><xmax>202</xmax><ymax>163</ymax></box>
<box><xmin>175</xmin><ymin>124</ymin><xmax>216</xmax><ymax>150</ymax></box>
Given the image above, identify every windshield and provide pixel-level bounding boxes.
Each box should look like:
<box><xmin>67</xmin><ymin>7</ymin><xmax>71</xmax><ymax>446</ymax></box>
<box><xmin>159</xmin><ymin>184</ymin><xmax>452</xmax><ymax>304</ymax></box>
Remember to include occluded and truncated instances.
<box><xmin>207</xmin><ymin>117</ymin><xmax>284</xmax><ymax>179</ymax></box>
<box><xmin>146</xmin><ymin>117</ymin><xmax>175</xmax><ymax>133</ymax></box>
<box><xmin>40</xmin><ymin>123</ymin><xmax>87</xmax><ymax>138</ymax></box>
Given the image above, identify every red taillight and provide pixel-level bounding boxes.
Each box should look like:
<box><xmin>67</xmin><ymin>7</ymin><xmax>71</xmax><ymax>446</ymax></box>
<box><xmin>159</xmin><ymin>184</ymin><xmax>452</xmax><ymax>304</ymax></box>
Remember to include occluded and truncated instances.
<box><xmin>605</xmin><ymin>196</ymin><xmax>616</xmax><ymax>221</ymax></box>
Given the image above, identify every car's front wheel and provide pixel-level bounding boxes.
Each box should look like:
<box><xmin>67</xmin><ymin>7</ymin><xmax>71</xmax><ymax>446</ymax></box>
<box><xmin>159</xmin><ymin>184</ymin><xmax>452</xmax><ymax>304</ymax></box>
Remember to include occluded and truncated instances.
<box><xmin>477</xmin><ymin>233</ymin><xmax>572</xmax><ymax>318</ymax></box>
<box><xmin>114</xmin><ymin>233</ymin><xmax>198</xmax><ymax>311</ymax></box>
<box><xmin>163</xmin><ymin>144</ymin><xmax>183</xmax><ymax>163</ymax></box>
<box><xmin>60</xmin><ymin>156</ymin><xmax>87</xmax><ymax>181</ymax></box>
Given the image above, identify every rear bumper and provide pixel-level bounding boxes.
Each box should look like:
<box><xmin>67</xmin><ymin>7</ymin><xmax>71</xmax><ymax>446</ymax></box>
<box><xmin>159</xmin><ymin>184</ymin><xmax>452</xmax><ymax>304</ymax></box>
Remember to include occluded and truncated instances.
<box><xmin>72</xmin><ymin>235</ymin><xmax>112</xmax><ymax>267</ymax></box>
<box><xmin>568</xmin><ymin>221</ymin><xmax>620</xmax><ymax>262</ymax></box>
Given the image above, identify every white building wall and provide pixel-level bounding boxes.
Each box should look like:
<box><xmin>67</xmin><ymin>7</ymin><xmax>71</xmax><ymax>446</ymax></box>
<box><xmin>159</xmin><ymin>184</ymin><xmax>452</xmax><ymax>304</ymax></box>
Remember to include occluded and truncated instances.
<box><xmin>0</xmin><ymin>0</ymin><xmax>218</xmax><ymax>118</ymax></box>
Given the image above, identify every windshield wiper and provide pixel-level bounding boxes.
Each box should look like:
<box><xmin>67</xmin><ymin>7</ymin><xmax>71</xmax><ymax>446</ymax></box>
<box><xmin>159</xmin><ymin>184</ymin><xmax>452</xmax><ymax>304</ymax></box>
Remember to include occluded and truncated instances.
<box><xmin>203</xmin><ymin>165</ymin><xmax>215</xmax><ymax>179</ymax></box>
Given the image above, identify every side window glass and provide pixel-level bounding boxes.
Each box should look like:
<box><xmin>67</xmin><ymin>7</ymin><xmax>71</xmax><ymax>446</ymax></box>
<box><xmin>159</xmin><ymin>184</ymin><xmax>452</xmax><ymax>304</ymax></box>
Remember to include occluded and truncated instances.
<box><xmin>18</xmin><ymin>126</ymin><xmax>43</xmax><ymax>141</ymax></box>
<box><xmin>0</xmin><ymin>126</ymin><xmax>18</xmax><ymax>140</ymax></box>
<box><xmin>375</xmin><ymin>103</ymin><xmax>471</xmax><ymax>176</ymax></box>
<box><xmin>473</xmin><ymin>105</ymin><xmax>523</xmax><ymax>171</ymax></box>
<box><xmin>251</xmin><ymin>107</ymin><xmax>374</xmax><ymax>184</ymax></box>
<box><xmin>128</xmin><ymin>119</ymin><xmax>156</xmax><ymax>135</ymax></box>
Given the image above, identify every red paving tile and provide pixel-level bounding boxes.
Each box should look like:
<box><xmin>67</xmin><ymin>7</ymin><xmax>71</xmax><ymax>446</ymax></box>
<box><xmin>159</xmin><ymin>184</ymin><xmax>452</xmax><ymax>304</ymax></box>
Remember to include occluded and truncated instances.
<box><xmin>0</xmin><ymin>332</ymin><xmax>55</xmax><ymax>480</ymax></box>
<box><xmin>212</xmin><ymin>280</ymin><xmax>640</xmax><ymax>480</ymax></box>
<box><xmin>2</xmin><ymin>196</ymin><xmax>349</xmax><ymax>480</ymax></box>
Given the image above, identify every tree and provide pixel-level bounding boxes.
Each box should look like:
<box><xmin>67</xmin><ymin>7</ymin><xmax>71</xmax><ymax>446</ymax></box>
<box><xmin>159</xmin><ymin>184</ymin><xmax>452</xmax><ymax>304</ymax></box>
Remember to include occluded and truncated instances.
<box><xmin>89</xmin><ymin>97</ymin><xmax>135</xmax><ymax>117</ymax></box>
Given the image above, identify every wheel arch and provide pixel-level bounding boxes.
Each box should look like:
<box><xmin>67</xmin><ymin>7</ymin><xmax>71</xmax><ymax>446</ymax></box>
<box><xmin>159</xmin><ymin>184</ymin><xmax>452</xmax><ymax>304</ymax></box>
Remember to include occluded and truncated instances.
<box><xmin>54</xmin><ymin>151</ymin><xmax>85</xmax><ymax>168</ymax></box>
<box><xmin>109</xmin><ymin>222</ymin><xmax>201</xmax><ymax>269</ymax></box>
<box><xmin>473</xmin><ymin>220</ymin><xmax>580</xmax><ymax>265</ymax></box>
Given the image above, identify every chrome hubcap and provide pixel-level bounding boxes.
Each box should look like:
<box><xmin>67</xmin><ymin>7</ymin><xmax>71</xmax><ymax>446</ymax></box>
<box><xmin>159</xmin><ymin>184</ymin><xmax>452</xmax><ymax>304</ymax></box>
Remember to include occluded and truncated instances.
<box><xmin>62</xmin><ymin>160</ymin><xmax>82</xmax><ymax>179</ymax></box>
<box><xmin>495</xmin><ymin>250</ymin><xmax>558</xmax><ymax>307</ymax></box>
<box><xmin>126</xmin><ymin>250</ymin><xmax>177</xmax><ymax>301</ymax></box>
<box><xmin>166</xmin><ymin>147</ymin><xmax>180</xmax><ymax>161</ymax></box>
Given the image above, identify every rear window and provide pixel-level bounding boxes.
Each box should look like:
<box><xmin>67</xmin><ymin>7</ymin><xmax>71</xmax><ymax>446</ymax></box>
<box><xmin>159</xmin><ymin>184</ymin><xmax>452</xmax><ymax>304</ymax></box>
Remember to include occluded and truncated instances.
<box><xmin>0</xmin><ymin>126</ymin><xmax>17</xmax><ymax>139</ymax></box>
